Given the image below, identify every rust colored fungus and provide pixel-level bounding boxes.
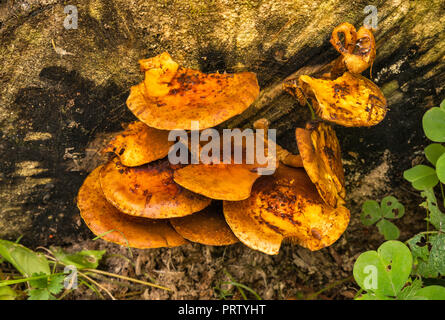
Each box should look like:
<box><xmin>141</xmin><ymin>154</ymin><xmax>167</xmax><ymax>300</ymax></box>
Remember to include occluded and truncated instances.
<box><xmin>296</xmin><ymin>121</ymin><xmax>346</xmax><ymax>208</ymax></box>
<box><xmin>297</xmin><ymin>72</ymin><xmax>387</xmax><ymax>127</ymax></box>
<box><xmin>102</xmin><ymin>121</ymin><xmax>173</xmax><ymax>167</ymax></box>
<box><xmin>330</xmin><ymin>22</ymin><xmax>376</xmax><ymax>75</ymax></box>
<box><xmin>77</xmin><ymin>166</ymin><xmax>187</xmax><ymax>249</ymax></box>
<box><xmin>170</xmin><ymin>202</ymin><xmax>239</xmax><ymax>246</ymax></box>
<box><xmin>126</xmin><ymin>52</ymin><xmax>260</xmax><ymax>130</ymax></box>
<box><xmin>223</xmin><ymin>166</ymin><xmax>350</xmax><ymax>254</ymax></box>
<box><xmin>99</xmin><ymin>158</ymin><xmax>211</xmax><ymax>219</ymax></box>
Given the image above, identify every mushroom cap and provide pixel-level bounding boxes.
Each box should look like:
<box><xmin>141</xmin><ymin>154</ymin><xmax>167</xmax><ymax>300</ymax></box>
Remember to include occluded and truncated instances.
<box><xmin>77</xmin><ymin>166</ymin><xmax>187</xmax><ymax>249</ymax></box>
<box><xmin>126</xmin><ymin>52</ymin><xmax>260</xmax><ymax>130</ymax></box>
<box><xmin>296</xmin><ymin>121</ymin><xmax>345</xmax><ymax>207</ymax></box>
<box><xmin>100</xmin><ymin>158</ymin><xmax>211</xmax><ymax>219</ymax></box>
<box><xmin>102</xmin><ymin>121</ymin><xmax>173</xmax><ymax>167</ymax></box>
<box><xmin>224</xmin><ymin>165</ymin><xmax>350</xmax><ymax>254</ymax></box>
<box><xmin>298</xmin><ymin>72</ymin><xmax>387</xmax><ymax>127</ymax></box>
<box><xmin>173</xmin><ymin>163</ymin><xmax>260</xmax><ymax>201</ymax></box>
<box><xmin>170</xmin><ymin>202</ymin><xmax>239</xmax><ymax>246</ymax></box>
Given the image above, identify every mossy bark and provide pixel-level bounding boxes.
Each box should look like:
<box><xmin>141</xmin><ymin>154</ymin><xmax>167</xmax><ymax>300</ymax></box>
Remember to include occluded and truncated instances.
<box><xmin>0</xmin><ymin>0</ymin><xmax>443</xmax><ymax>243</ymax></box>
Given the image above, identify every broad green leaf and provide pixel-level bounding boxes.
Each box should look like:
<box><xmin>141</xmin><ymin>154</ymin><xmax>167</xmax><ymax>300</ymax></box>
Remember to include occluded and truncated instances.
<box><xmin>27</xmin><ymin>288</ymin><xmax>52</xmax><ymax>300</ymax></box>
<box><xmin>360</xmin><ymin>200</ymin><xmax>381</xmax><ymax>226</ymax></box>
<box><xmin>440</xmin><ymin>99</ymin><xmax>445</xmax><ymax>110</ymax></box>
<box><xmin>398</xmin><ymin>278</ymin><xmax>423</xmax><ymax>300</ymax></box>
<box><xmin>423</xmin><ymin>107</ymin><xmax>445</xmax><ymax>142</ymax></box>
<box><xmin>29</xmin><ymin>272</ymin><xmax>50</xmax><ymax>289</ymax></box>
<box><xmin>376</xmin><ymin>219</ymin><xmax>400</xmax><ymax>240</ymax></box>
<box><xmin>52</xmin><ymin>248</ymin><xmax>105</xmax><ymax>269</ymax></box>
<box><xmin>0</xmin><ymin>286</ymin><xmax>17</xmax><ymax>300</ymax></box>
<box><xmin>425</xmin><ymin>143</ymin><xmax>445</xmax><ymax>167</ymax></box>
<box><xmin>421</xmin><ymin>189</ymin><xmax>445</xmax><ymax>231</ymax></box>
<box><xmin>381</xmin><ymin>196</ymin><xmax>405</xmax><ymax>219</ymax></box>
<box><xmin>435</xmin><ymin>153</ymin><xmax>445</xmax><ymax>183</ymax></box>
<box><xmin>414</xmin><ymin>285</ymin><xmax>445</xmax><ymax>300</ymax></box>
<box><xmin>353</xmin><ymin>241</ymin><xmax>412</xmax><ymax>297</ymax></box>
<box><xmin>0</xmin><ymin>240</ymin><xmax>50</xmax><ymax>277</ymax></box>
<box><xmin>355</xmin><ymin>292</ymin><xmax>394</xmax><ymax>300</ymax></box>
<box><xmin>407</xmin><ymin>233</ymin><xmax>431</xmax><ymax>263</ymax></box>
<box><xmin>403</xmin><ymin>165</ymin><xmax>438</xmax><ymax>190</ymax></box>
<box><xmin>428</xmin><ymin>233</ymin><xmax>445</xmax><ymax>276</ymax></box>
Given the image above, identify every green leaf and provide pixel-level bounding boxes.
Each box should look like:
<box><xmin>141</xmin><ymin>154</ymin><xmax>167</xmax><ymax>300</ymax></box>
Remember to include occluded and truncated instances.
<box><xmin>440</xmin><ymin>99</ymin><xmax>445</xmax><ymax>110</ymax></box>
<box><xmin>52</xmin><ymin>248</ymin><xmax>105</xmax><ymax>269</ymax></box>
<box><xmin>376</xmin><ymin>219</ymin><xmax>400</xmax><ymax>240</ymax></box>
<box><xmin>353</xmin><ymin>241</ymin><xmax>412</xmax><ymax>297</ymax></box>
<box><xmin>423</xmin><ymin>107</ymin><xmax>445</xmax><ymax>142</ymax></box>
<box><xmin>398</xmin><ymin>278</ymin><xmax>423</xmax><ymax>300</ymax></box>
<box><xmin>435</xmin><ymin>153</ymin><xmax>445</xmax><ymax>184</ymax></box>
<box><xmin>360</xmin><ymin>200</ymin><xmax>382</xmax><ymax>226</ymax></box>
<box><xmin>29</xmin><ymin>272</ymin><xmax>50</xmax><ymax>289</ymax></box>
<box><xmin>0</xmin><ymin>286</ymin><xmax>17</xmax><ymax>300</ymax></box>
<box><xmin>428</xmin><ymin>233</ymin><xmax>445</xmax><ymax>275</ymax></box>
<box><xmin>425</xmin><ymin>143</ymin><xmax>445</xmax><ymax>167</ymax></box>
<box><xmin>0</xmin><ymin>240</ymin><xmax>50</xmax><ymax>277</ymax></box>
<box><xmin>421</xmin><ymin>189</ymin><xmax>445</xmax><ymax>231</ymax></box>
<box><xmin>47</xmin><ymin>274</ymin><xmax>65</xmax><ymax>295</ymax></box>
<box><xmin>27</xmin><ymin>288</ymin><xmax>52</xmax><ymax>300</ymax></box>
<box><xmin>414</xmin><ymin>285</ymin><xmax>445</xmax><ymax>300</ymax></box>
<box><xmin>403</xmin><ymin>165</ymin><xmax>439</xmax><ymax>190</ymax></box>
<box><xmin>381</xmin><ymin>196</ymin><xmax>405</xmax><ymax>219</ymax></box>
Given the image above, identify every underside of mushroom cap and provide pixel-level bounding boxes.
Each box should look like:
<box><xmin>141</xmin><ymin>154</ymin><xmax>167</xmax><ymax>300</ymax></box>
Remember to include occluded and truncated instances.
<box><xmin>77</xmin><ymin>166</ymin><xmax>187</xmax><ymax>249</ymax></box>
<box><xmin>170</xmin><ymin>202</ymin><xmax>239</xmax><ymax>246</ymax></box>
<box><xmin>296</xmin><ymin>121</ymin><xmax>346</xmax><ymax>208</ymax></box>
<box><xmin>126</xmin><ymin>52</ymin><xmax>260</xmax><ymax>130</ymax></box>
<box><xmin>99</xmin><ymin>158</ymin><xmax>211</xmax><ymax>219</ymax></box>
<box><xmin>298</xmin><ymin>72</ymin><xmax>387</xmax><ymax>127</ymax></box>
<box><xmin>102</xmin><ymin>121</ymin><xmax>173</xmax><ymax>167</ymax></box>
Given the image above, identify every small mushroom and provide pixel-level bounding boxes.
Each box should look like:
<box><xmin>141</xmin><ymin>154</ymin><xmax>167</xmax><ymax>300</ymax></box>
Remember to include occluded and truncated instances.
<box><xmin>102</xmin><ymin>121</ymin><xmax>173</xmax><ymax>167</ymax></box>
<box><xmin>295</xmin><ymin>72</ymin><xmax>387</xmax><ymax>127</ymax></box>
<box><xmin>170</xmin><ymin>202</ymin><xmax>239</xmax><ymax>246</ymax></box>
<box><xmin>296</xmin><ymin>121</ymin><xmax>346</xmax><ymax>207</ymax></box>
<box><xmin>99</xmin><ymin>158</ymin><xmax>211</xmax><ymax>219</ymax></box>
<box><xmin>77</xmin><ymin>166</ymin><xmax>187</xmax><ymax>248</ymax></box>
<box><xmin>126</xmin><ymin>52</ymin><xmax>260</xmax><ymax>130</ymax></box>
<box><xmin>330</xmin><ymin>22</ymin><xmax>376</xmax><ymax>75</ymax></box>
<box><xmin>223</xmin><ymin>165</ymin><xmax>350</xmax><ymax>254</ymax></box>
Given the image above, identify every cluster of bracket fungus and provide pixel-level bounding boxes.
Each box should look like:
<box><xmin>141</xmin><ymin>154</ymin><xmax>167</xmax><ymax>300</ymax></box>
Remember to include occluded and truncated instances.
<box><xmin>77</xmin><ymin>23</ymin><xmax>387</xmax><ymax>255</ymax></box>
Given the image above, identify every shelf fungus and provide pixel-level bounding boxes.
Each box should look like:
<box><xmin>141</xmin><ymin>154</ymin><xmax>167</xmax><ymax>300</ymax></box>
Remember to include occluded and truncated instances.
<box><xmin>126</xmin><ymin>52</ymin><xmax>260</xmax><ymax>130</ymax></box>
<box><xmin>296</xmin><ymin>121</ymin><xmax>346</xmax><ymax>208</ymax></box>
<box><xmin>77</xmin><ymin>166</ymin><xmax>187</xmax><ymax>249</ymax></box>
<box><xmin>99</xmin><ymin>158</ymin><xmax>211</xmax><ymax>219</ymax></box>
<box><xmin>223</xmin><ymin>166</ymin><xmax>350</xmax><ymax>255</ymax></box>
<box><xmin>170</xmin><ymin>203</ymin><xmax>239</xmax><ymax>246</ymax></box>
<box><xmin>102</xmin><ymin>121</ymin><xmax>173</xmax><ymax>167</ymax></box>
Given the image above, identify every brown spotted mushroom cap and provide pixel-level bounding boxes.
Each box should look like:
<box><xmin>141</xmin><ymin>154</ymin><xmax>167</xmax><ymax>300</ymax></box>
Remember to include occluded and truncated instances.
<box><xmin>126</xmin><ymin>52</ymin><xmax>260</xmax><ymax>130</ymax></box>
<box><xmin>77</xmin><ymin>166</ymin><xmax>187</xmax><ymax>249</ymax></box>
<box><xmin>102</xmin><ymin>121</ymin><xmax>173</xmax><ymax>167</ymax></box>
<box><xmin>296</xmin><ymin>121</ymin><xmax>346</xmax><ymax>208</ymax></box>
<box><xmin>99</xmin><ymin>158</ymin><xmax>211</xmax><ymax>219</ymax></box>
<box><xmin>170</xmin><ymin>202</ymin><xmax>239</xmax><ymax>246</ymax></box>
<box><xmin>224</xmin><ymin>165</ymin><xmax>350</xmax><ymax>254</ymax></box>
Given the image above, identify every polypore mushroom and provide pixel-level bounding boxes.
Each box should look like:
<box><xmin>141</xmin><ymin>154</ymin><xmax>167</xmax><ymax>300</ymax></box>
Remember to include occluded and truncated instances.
<box><xmin>223</xmin><ymin>165</ymin><xmax>350</xmax><ymax>254</ymax></box>
<box><xmin>102</xmin><ymin>121</ymin><xmax>173</xmax><ymax>167</ymax></box>
<box><xmin>170</xmin><ymin>202</ymin><xmax>239</xmax><ymax>246</ymax></box>
<box><xmin>293</xmin><ymin>72</ymin><xmax>387</xmax><ymax>127</ymax></box>
<box><xmin>330</xmin><ymin>22</ymin><xmax>376</xmax><ymax>75</ymax></box>
<box><xmin>126</xmin><ymin>52</ymin><xmax>260</xmax><ymax>130</ymax></box>
<box><xmin>296</xmin><ymin>121</ymin><xmax>346</xmax><ymax>208</ymax></box>
<box><xmin>77</xmin><ymin>166</ymin><xmax>187</xmax><ymax>248</ymax></box>
<box><xmin>99</xmin><ymin>158</ymin><xmax>211</xmax><ymax>219</ymax></box>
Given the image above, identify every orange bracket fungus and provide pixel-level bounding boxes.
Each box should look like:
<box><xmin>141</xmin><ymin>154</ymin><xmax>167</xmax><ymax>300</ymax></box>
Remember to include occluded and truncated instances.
<box><xmin>126</xmin><ymin>52</ymin><xmax>260</xmax><ymax>130</ymax></box>
<box><xmin>99</xmin><ymin>158</ymin><xmax>211</xmax><ymax>219</ymax></box>
<box><xmin>103</xmin><ymin>121</ymin><xmax>173</xmax><ymax>167</ymax></box>
<box><xmin>170</xmin><ymin>203</ymin><xmax>239</xmax><ymax>246</ymax></box>
<box><xmin>77</xmin><ymin>166</ymin><xmax>187</xmax><ymax>249</ymax></box>
<box><xmin>76</xmin><ymin>23</ymin><xmax>384</xmax><ymax>254</ymax></box>
<box><xmin>296</xmin><ymin>121</ymin><xmax>346</xmax><ymax>208</ymax></box>
<box><xmin>223</xmin><ymin>166</ymin><xmax>350</xmax><ymax>255</ymax></box>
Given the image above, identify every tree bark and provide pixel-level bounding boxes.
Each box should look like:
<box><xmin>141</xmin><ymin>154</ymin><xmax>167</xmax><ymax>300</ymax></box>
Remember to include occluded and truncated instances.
<box><xmin>0</xmin><ymin>0</ymin><xmax>443</xmax><ymax>244</ymax></box>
